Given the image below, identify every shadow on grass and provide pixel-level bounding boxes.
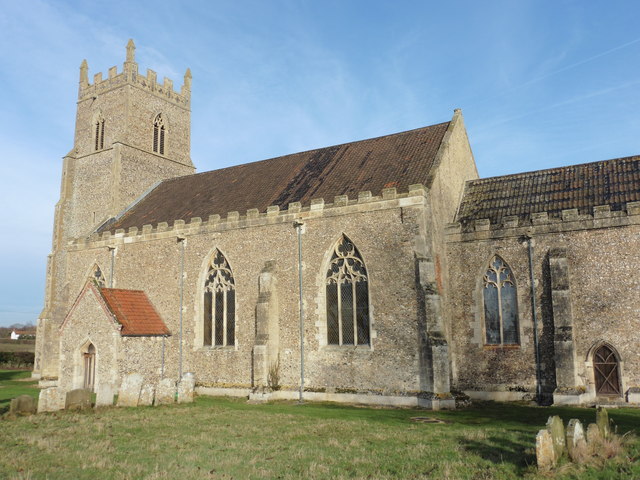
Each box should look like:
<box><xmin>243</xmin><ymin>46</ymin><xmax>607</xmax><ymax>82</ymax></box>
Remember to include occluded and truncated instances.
<box><xmin>0</xmin><ymin>370</ymin><xmax>32</xmax><ymax>382</ymax></box>
<box><xmin>459</xmin><ymin>432</ymin><xmax>535</xmax><ymax>474</ymax></box>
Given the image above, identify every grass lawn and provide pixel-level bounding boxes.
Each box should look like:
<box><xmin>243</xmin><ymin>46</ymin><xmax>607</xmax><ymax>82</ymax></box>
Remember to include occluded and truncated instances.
<box><xmin>0</xmin><ymin>370</ymin><xmax>39</xmax><ymax>413</ymax></box>
<box><xmin>0</xmin><ymin>373</ymin><xmax>638</xmax><ymax>480</ymax></box>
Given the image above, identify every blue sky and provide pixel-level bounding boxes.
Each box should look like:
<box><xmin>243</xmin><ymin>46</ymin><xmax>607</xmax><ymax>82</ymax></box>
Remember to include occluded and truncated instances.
<box><xmin>0</xmin><ymin>1</ymin><xmax>639</xmax><ymax>327</ymax></box>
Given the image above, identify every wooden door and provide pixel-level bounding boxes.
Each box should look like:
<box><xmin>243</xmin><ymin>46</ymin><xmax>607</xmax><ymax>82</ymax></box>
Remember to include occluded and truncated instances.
<box><xmin>593</xmin><ymin>345</ymin><xmax>620</xmax><ymax>396</ymax></box>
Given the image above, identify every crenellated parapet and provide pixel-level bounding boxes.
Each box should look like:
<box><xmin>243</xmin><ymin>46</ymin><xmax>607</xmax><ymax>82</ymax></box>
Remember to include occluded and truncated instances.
<box><xmin>68</xmin><ymin>185</ymin><xmax>429</xmax><ymax>249</ymax></box>
<box><xmin>446</xmin><ymin>201</ymin><xmax>640</xmax><ymax>241</ymax></box>
<box><xmin>78</xmin><ymin>39</ymin><xmax>190</xmax><ymax>107</ymax></box>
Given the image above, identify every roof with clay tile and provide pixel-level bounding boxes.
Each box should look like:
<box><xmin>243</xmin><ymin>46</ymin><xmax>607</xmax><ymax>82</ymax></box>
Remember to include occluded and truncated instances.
<box><xmin>101</xmin><ymin>121</ymin><xmax>451</xmax><ymax>232</ymax></box>
<box><xmin>456</xmin><ymin>155</ymin><xmax>640</xmax><ymax>226</ymax></box>
<box><xmin>100</xmin><ymin>288</ymin><xmax>170</xmax><ymax>336</ymax></box>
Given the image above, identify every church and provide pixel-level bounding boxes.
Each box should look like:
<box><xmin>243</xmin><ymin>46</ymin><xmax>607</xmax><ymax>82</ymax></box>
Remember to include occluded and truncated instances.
<box><xmin>34</xmin><ymin>40</ymin><xmax>640</xmax><ymax>409</ymax></box>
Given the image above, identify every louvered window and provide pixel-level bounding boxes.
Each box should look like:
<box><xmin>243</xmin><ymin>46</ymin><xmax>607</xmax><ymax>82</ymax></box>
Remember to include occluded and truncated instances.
<box><xmin>326</xmin><ymin>236</ymin><xmax>370</xmax><ymax>346</ymax></box>
<box><xmin>94</xmin><ymin>118</ymin><xmax>105</xmax><ymax>151</ymax></box>
<box><xmin>203</xmin><ymin>250</ymin><xmax>235</xmax><ymax>347</ymax></box>
<box><xmin>483</xmin><ymin>255</ymin><xmax>519</xmax><ymax>345</ymax></box>
<box><xmin>153</xmin><ymin>114</ymin><xmax>165</xmax><ymax>155</ymax></box>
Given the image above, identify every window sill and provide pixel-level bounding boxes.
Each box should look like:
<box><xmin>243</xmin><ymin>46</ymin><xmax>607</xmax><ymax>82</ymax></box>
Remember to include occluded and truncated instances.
<box><xmin>483</xmin><ymin>344</ymin><xmax>520</xmax><ymax>351</ymax></box>
<box><xmin>322</xmin><ymin>345</ymin><xmax>372</xmax><ymax>353</ymax></box>
<box><xmin>199</xmin><ymin>345</ymin><xmax>236</xmax><ymax>352</ymax></box>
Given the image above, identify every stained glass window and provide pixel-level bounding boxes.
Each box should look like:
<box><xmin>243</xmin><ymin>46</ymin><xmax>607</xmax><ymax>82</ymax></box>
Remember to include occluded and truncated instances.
<box><xmin>203</xmin><ymin>250</ymin><xmax>235</xmax><ymax>346</ymax></box>
<box><xmin>326</xmin><ymin>236</ymin><xmax>369</xmax><ymax>346</ymax></box>
<box><xmin>483</xmin><ymin>255</ymin><xmax>519</xmax><ymax>345</ymax></box>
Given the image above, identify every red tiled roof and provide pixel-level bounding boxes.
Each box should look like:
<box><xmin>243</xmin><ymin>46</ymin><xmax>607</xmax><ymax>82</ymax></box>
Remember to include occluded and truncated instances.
<box><xmin>102</xmin><ymin>122</ymin><xmax>450</xmax><ymax>232</ymax></box>
<box><xmin>456</xmin><ymin>155</ymin><xmax>640</xmax><ymax>226</ymax></box>
<box><xmin>100</xmin><ymin>288</ymin><xmax>170</xmax><ymax>336</ymax></box>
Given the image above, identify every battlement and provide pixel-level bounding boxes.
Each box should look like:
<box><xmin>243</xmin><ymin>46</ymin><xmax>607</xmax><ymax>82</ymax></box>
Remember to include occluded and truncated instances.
<box><xmin>69</xmin><ymin>185</ymin><xmax>429</xmax><ymax>249</ymax></box>
<box><xmin>446</xmin><ymin>201</ymin><xmax>640</xmax><ymax>241</ymax></box>
<box><xmin>78</xmin><ymin>39</ymin><xmax>191</xmax><ymax>107</ymax></box>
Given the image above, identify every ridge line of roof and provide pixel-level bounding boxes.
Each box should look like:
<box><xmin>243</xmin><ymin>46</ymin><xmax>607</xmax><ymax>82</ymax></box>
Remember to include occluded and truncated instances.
<box><xmin>470</xmin><ymin>154</ymin><xmax>640</xmax><ymax>185</ymax></box>
<box><xmin>163</xmin><ymin>121</ymin><xmax>451</xmax><ymax>183</ymax></box>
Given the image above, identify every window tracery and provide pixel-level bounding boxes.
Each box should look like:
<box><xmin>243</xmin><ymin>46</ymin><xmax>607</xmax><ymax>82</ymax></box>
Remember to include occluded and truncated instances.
<box><xmin>92</xmin><ymin>265</ymin><xmax>106</xmax><ymax>288</ymax></box>
<box><xmin>326</xmin><ymin>236</ymin><xmax>370</xmax><ymax>346</ymax></box>
<box><xmin>153</xmin><ymin>114</ymin><xmax>165</xmax><ymax>155</ymax></box>
<box><xmin>203</xmin><ymin>250</ymin><xmax>235</xmax><ymax>346</ymax></box>
<box><xmin>482</xmin><ymin>255</ymin><xmax>519</xmax><ymax>345</ymax></box>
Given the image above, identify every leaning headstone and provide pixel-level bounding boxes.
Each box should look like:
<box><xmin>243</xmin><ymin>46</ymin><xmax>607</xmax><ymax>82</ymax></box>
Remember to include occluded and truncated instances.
<box><xmin>546</xmin><ymin>415</ymin><xmax>566</xmax><ymax>460</ymax></box>
<box><xmin>177</xmin><ymin>372</ymin><xmax>195</xmax><ymax>403</ymax></box>
<box><xmin>65</xmin><ymin>389</ymin><xmax>92</xmax><ymax>410</ymax></box>
<box><xmin>139</xmin><ymin>384</ymin><xmax>155</xmax><ymax>406</ymax></box>
<box><xmin>38</xmin><ymin>387</ymin><xmax>64</xmax><ymax>413</ymax></box>
<box><xmin>9</xmin><ymin>395</ymin><xmax>37</xmax><ymax>416</ymax></box>
<box><xmin>155</xmin><ymin>378</ymin><xmax>177</xmax><ymax>405</ymax></box>
<box><xmin>586</xmin><ymin>423</ymin><xmax>601</xmax><ymax>445</ymax></box>
<box><xmin>117</xmin><ymin>373</ymin><xmax>144</xmax><ymax>407</ymax></box>
<box><xmin>596</xmin><ymin>407</ymin><xmax>610</xmax><ymax>439</ymax></box>
<box><xmin>95</xmin><ymin>384</ymin><xmax>115</xmax><ymax>407</ymax></box>
<box><xmin>536</xmin><ymin>429</ymin><xmax>556</xmax><ymax>471</ymax></box>
<box><xmin>566</xmin><ymin>419</ymin><xmax>586</xmax><ymax>461</ymax></box>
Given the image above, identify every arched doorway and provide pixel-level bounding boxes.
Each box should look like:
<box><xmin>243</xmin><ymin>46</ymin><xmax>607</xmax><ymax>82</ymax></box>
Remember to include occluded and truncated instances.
<box><xmin>593</xmin><ymin>344</ymin><xmax>621</xmax><ymax>396</ymax></box>
<box><xmin>83</xmin><ymin>343</ymin><xmax>96</xmax><ymax>391</ymax></box>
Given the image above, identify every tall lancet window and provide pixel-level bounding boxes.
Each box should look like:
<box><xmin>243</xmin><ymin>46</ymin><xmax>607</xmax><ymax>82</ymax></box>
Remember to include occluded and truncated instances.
<box><xmin>94</xmin><ymin>116</ymin><xmax>105</xmax><ymax>151</ymax></box>
<box><xmin>153</xmin><ymin>113</ymin><xmax>165</xmax><ymax>155</ymax></box>
<box><xmin>483</xmin><ymin>255</ymin><xmax>519</xmax><ymax>345</ymax></box>
<box><xmin>203</xmin><ymin>250</ymin><xmax>235</xmax><ymax>347</ymax></box>
<box><xmin>326</xmin><ymin>236</ymin><xmax>370</xmax><ymax>346</ymax></box>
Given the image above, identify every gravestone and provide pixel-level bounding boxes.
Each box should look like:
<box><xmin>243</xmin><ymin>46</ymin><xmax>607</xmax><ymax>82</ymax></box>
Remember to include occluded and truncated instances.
<box><xmin>117</xmin><ymin>373</ymin><xmax>144</xmax><ymax>407</ymax></box>
<box><xmin>9</xmin><ymin>395</ymin><xmax>37</xmax><ymax>416</ymax></box>
<box><xmin>546</xmin><ymin>415</ymin><xmax>566</xmax><ymax>459</ymax></box>
<box><xmin>596</xmin><ymin>407</ymin><xmax>610</xmax><ymax>438</ymax></box>
<box><xmin>155</xmin><ymin>378</ymin><xmax>177</xmax><ymax>405</ymax></box>
<box><xmin>65</xmin><ymin>389</ymin><xmax>92</xmax><ymax>410</ymax></box>
<box><xmin>566</xmin><ymin>419</ymin><xmax>586</xmax><ymax>461</ymax></box>
<box><xmin>536</xmin><ymin>429</ymin><xmax>555</xmax><ymax>471</ymax></box>
<box><xmin>38</xmin><ymin>387</ymin><xmax>64</xmax><ymax>413</ymax></box>
<box><xmin>177</xmin><ymin>372</ymin><xmax>195</xmax><ymax>403</ymax></box>
<box><xmin>95</xmin><ymin>384</ymin><xmax>115</xmax><ymax>407</ymax></box>
<box><xmin>139</xmin><ymin>384</ymin><xmax>155</xmax><ymax>406</ymax></box>
<box><xmin>586</xmin><ymin>423</ymin><xmax>601</xmax><ymax>445</ymax></box>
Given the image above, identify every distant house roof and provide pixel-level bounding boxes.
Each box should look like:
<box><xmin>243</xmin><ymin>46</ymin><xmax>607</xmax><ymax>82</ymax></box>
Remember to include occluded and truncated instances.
<box><xmin>102</xmin><ymin>122</ymin><xmax>451</xmax><ymax>232</ymax></box>
<box><xmin>100</xmin><ymin>288</ymin><xmax>170</xmax><ymax>336</ymax></box>
<box><xmin>456</xmin><ymin>155</ymin><xmax>640</xmax><ymax>226</ymax></box>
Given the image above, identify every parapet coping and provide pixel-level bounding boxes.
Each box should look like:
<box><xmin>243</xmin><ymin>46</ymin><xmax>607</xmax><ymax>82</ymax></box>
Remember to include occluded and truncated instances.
<box><xmin>446</xmin><ymin>202</ymin><xmax>640</xmax><ymax>241</ymax></box>
<box><xmin>70</xmin><ymin>185</ymin><xmax>429</xmax><ymax>249</ymax></box>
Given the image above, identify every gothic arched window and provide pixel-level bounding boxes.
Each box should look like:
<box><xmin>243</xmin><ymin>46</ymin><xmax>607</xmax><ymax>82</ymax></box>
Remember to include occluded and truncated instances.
<box><xmin>203</xmin><ymin>250</ymin><xmax>235</xmax><ymax>346</ymax></box>
<box><xmin>94</xmin><ymin>116</ymin><xmax>105</xmax><ymax>151</ymax></box>
<box><xmin>483</xmin><ymin>255</ymin><xmax>519</xmax><ymax>345</ymax></box>
<box><xmin>153</xmin><ymin>114</ymin><xmax>165</xmax><ymax>155</ymax></box>
<box><xmin>92</xmin><ymin>265</ymin><xmax>106</xmax><ymax>288</ymax></box>
<box><xmin>326</xmin><ymin>236</ymin><xmax>370</xmax><ymax>346</ymax></box>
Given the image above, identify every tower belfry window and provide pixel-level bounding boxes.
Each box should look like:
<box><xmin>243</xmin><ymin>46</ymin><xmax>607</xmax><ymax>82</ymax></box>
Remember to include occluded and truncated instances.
<box><xmin>153</xmin><ymin>114</ymin><xmax>165</xmax><ymax>155</ymax></box>
<box><xmin>94</xmin><ymin>117</ymin><xmax>105</xmax><ymax>151</ymax></box>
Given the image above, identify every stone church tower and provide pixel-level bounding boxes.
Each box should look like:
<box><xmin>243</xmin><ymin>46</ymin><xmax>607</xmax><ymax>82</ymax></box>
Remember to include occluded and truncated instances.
<box><xmin>34</xmin><ymin>40</ymin><xmax>195</xmax><ymax>380</ymax></box>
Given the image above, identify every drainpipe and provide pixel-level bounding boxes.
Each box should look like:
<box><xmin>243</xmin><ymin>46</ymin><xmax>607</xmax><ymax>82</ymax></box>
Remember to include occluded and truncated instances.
<box><xmin>161</xmin><ymin>335</ymin><xmax>166</xmax><ymax>379</ymax></box>
<box><xmin>293</xmin><ymin>220</ymin><xmax>305</xmax><ymax>403</ymax></box>
<box><xmin>177</xmin><ymin>236</ymin><xmax>186</xmax><ymax>379</ymax></box>
<box><xmin>522</xmin><ymin>234</ymin><xmax>542</xmax><ymax>403</ymax></box>
<box><xmin>108</xmin><ymin>246</ymin><xmax>116</xmax><ymax>287</ymax></box>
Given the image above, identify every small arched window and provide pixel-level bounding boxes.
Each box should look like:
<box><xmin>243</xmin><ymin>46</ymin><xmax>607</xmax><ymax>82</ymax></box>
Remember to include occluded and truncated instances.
<box><xmin>483</xmin><ymin>255</ymin><xmax>519</xmax><ymax>345</ymax></box>
<box><xmin>203</xmin><ymin>250</ymin><xmax>235</xmax><ymax>346</ymax></box>
<box><xmin>92</xmin><ymin>265</ymin><xmax>106</xmax><ymax>288</ymax></box>
<box><xmin>94</xmin><ymin>116</ymin><xmax>105</xmax><ymax>151</ymax></box>
<box><xmin>326</xmin><ymin>236</ymin><xmax>370</xmax><ymax>346</ymax></box>
<box><xmin>153</xmin><ymin>114</ymin><xmax>165</xmax><ymax>155</ymax></box>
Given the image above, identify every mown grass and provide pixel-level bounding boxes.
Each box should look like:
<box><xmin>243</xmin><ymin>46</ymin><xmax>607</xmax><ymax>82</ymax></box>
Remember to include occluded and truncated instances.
<box><xmin>0</xmin><ymin>370</ymin><xmax>39</xmax><ymax>413</ymax></box>
<box><xmin>0</xmin><ymin>376</ymin><xmax>638</xmax><ymax>480</ymax></box>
